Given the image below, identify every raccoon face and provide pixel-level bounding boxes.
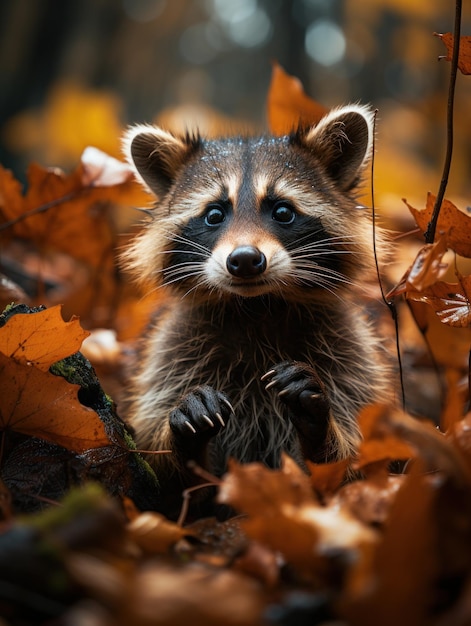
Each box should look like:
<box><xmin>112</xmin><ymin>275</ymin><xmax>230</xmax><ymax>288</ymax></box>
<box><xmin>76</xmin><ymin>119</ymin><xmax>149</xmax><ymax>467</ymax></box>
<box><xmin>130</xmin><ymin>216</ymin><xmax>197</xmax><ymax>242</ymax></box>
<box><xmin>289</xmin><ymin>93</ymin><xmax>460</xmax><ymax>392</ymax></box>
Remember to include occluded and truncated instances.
<box><xmin>123</xmin><ymin>105</ymin><xmax>376</xmax><ymax>302</ymax></box>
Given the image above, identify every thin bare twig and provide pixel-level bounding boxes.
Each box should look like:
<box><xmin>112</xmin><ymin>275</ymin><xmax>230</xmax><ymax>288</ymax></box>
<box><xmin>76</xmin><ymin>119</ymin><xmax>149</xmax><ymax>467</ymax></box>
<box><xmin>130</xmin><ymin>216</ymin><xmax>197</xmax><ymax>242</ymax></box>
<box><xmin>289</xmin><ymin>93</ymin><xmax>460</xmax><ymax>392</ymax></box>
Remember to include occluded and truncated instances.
<box><xmin>370</xmin><ymin>109</ymin><xmax>406</xmax><ymax>409</ymax></box>
<box><xmin>425</xmin><ymin>0</ymin><xmax>462</xmax><ymax>243</ymax></box>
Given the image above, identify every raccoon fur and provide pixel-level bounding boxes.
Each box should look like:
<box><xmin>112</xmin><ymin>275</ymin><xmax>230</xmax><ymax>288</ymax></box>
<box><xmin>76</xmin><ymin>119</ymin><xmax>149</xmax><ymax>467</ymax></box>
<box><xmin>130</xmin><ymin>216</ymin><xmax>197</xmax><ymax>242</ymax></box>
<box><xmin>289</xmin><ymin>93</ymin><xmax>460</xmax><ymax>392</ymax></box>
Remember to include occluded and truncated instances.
<box><xmin>122</xmin><ymin>105</ymin><xmax>391</xmax><ymax>517</ymax></box>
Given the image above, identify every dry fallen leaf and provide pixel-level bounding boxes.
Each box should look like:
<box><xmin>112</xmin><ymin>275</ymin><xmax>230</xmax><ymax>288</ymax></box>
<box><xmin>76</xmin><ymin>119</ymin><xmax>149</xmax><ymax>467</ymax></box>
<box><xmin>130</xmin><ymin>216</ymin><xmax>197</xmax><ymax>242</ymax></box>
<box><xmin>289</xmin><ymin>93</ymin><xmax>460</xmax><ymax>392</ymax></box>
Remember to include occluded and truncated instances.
<box><xmin>333</xmin><ymin>475</ymin><xmax>404</xmax><ymax>527</ymax></box>
<box><xmin>219</xmin><ymin>456</ymin><xmax>377</xmax><ymax>578</ymax></box>
<box><xmin>342</xmin><ymin>462</ymin><xmax>439</xmax><ymax>626</ymax></box>
<box><xmin>436</xmin><ymin>32</ymin><xmax>471</xmax><ymax>75</ymax></box>
<box><xmin>406</xmin><ymin>276</ymin><xmax>471</xmax><ymax>328</ymax></box>
<box><xmin>355</xmin><ymin>405</ymin><xmax>416</xmax><ymax>472</ymax></box>
<box><xmin>307</xmin><ymin>457</ymin><xmax>351</xmax><ymax>496</ymax></box>
<box><xmin>0</xmin><ymin>352</ymin><xmax>110</xmax><ymax>452</ymax></box>
<box><xmin>0</xmin><ymin>304</ymin><xmax>89</xmax><ymax>370</ymax></box>
<box><xmin>405</xmin><ymin>193</ymin><xmax>471</xmax><ymax>258</ymax></box>
<box><xmin>267</xmin><ymin>62</ymin><xmax>328</xmax><ymax>135</ymax></box>
<box><xmin>68</xmin><ymin>556</ymin><xmax>263</xmax><ymax>626</ymax></box>
<box><xmin>387</xmin><ymin>236</ymin><xmax>448</xmax><ymax>298</ymax></box>
<box><xmin>0</xmin><ymin>156</ymin><xmax>148</xmax><ymax>267</ymax></box>
<box><xmin>127</xmin><ymin>512</ymin><xmax>191</xmax><ymax>554</ymax></box>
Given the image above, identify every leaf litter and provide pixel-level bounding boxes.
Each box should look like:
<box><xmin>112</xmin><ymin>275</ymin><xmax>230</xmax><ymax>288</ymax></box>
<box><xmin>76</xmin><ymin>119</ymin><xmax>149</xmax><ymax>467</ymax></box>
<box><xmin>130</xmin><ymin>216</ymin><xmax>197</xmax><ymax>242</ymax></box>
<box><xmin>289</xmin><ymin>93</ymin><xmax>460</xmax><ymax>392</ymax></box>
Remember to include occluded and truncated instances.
<box><xmin>1</xmin><ymin>45</ymin><xmax>471</xmax><ymax>626</ymax></box>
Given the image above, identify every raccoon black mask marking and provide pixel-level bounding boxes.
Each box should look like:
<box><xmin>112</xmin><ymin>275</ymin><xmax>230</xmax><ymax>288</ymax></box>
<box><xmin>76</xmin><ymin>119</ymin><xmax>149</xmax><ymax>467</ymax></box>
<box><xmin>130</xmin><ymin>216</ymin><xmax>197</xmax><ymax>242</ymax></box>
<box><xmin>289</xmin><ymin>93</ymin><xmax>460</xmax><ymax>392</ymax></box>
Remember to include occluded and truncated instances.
<box><xmin>122</xmin><ymin>105</ymin><xmax>391</xmax><ymax>519</ymax></box>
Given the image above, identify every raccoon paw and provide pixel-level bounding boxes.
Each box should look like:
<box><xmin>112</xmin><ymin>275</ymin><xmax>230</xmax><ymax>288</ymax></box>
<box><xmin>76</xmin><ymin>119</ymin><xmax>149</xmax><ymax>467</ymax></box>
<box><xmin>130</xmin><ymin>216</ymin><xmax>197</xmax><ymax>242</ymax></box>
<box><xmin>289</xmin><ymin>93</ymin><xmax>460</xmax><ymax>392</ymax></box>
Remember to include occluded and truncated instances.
<box><xmin>170</xmin><ymin>385</ymin><xmax>233</xmax><ymax>443</ymax></box>
<box><xmin>262</xmin><ymin>361</ymin><xmax>331</xmax><ymax>419</ymax></box>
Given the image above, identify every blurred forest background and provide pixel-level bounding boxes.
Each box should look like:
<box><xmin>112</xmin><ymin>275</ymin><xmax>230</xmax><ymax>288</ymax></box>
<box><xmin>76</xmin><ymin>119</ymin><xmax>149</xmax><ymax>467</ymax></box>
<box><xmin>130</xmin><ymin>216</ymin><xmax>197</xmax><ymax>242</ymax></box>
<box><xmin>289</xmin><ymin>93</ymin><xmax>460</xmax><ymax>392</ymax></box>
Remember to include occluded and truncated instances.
<box><xmin>0</xmin><ymin>0</ymin><xmax>470</xmax><ymax>213</ymax></box>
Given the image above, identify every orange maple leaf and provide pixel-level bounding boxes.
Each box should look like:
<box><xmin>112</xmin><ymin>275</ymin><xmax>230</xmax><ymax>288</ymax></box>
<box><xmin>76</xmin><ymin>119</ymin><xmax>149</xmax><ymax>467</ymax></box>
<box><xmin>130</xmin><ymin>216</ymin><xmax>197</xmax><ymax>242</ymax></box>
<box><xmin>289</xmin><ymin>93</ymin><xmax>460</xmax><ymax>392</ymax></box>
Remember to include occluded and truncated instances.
<box><xmin>405</xmin><ymin>193</ymin><xmax>471</xmax><ymax>258</ymax></box>
<box><xmin>0</xmin><ymin>149</ymin><xmax>149</xmax><ymax>268</ymax></box>
<box><xmin>0</xmin><ymin>304</ymin><xmax>89</xmax><ymax>370</ymax></box>
<box><xmin>0</xmin><ymin>353</ymin><xmax>110</xmax><ymax>452</ymax></box>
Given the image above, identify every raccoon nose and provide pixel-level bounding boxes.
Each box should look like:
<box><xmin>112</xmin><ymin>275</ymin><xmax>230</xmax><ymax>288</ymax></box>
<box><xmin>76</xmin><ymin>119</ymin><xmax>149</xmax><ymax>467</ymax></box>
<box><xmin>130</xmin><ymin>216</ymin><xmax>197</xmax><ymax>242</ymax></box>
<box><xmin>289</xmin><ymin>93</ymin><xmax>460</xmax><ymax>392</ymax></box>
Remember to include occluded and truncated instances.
<box><xmin>226</xmin><ymin>246</ymin><xmax>267</xmax><ymax>278</ymax></box>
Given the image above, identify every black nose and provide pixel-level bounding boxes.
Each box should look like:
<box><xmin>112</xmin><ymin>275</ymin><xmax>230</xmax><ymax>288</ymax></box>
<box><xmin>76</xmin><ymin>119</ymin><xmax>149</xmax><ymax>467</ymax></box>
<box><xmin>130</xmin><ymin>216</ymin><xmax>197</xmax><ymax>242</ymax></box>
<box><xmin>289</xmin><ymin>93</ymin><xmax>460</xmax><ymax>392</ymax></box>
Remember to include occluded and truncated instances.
<box><xmin>226</xmin><ymin>246</ymin><xmax>267</xmax><ymax>278</ymax></box>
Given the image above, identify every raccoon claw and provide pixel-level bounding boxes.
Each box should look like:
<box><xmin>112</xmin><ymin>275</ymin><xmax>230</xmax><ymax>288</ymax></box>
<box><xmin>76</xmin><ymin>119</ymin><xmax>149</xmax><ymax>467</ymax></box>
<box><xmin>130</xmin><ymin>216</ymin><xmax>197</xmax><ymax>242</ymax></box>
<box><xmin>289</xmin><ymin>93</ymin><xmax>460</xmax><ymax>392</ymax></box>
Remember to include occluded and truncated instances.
<box><xmin>184</xmin><ymin>420</ymin><xmax>197</xmax><ymax>434</ymax></box>
<box><xmin>262</xmin><ymin>361</ymin><xmax>330</xmax><ymax>417</ymax></box>
<box><xmin>170</xmin><ymin>385</ymin><xmax>232</xmax><ymax>442</ymax></box>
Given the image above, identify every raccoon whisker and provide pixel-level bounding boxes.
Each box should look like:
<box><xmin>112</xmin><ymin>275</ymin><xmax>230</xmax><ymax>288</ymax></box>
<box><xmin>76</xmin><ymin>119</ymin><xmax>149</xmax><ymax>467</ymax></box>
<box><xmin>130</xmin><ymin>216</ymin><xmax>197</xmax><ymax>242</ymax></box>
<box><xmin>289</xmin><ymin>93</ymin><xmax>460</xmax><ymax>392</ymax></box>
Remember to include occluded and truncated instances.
<box><xmin>297</xmin><ymin>264</ymin><xmax>352</xmax><ymax>279</ymax></box>
<box><xmin>287</xmin><ymin>235</ymin><xmax>359</xmax><ymax>253</ymax></box>
<box><xmin>164</xmin><ymin>261</ymin><xmax>206</xmax><ymax>276</ymax></box>
<box><xmin>177</xmin><ymin>276</ymin><xmax>219</xmax><ymax>300</ymax></box>
<box><xmin>290</xmin><ymin>245</ymin><xmax>354</xmax><ymax>257</ymax></box>
<box><xmin>292</xmin><ymin>262</ymin><xmax>353</xmax><ymax>282</ymax></box>
<box><xmin>292</xmin><ymin>250</ymin><xmax>354</xmax><ymax>263</ymax></box>
<box><xmin>160</xmin><ymin>248</ymin><xmax>209</xmax><ymax>259</ymax></box>
<box><xmin>162</xmin><ymin>269</ymin><xmax>204</xmax><ymax>283</ymax></box>
<box><xmin>161</xmin><ymin>269</ymin><xmax>206</xmax><ymax>289</ymax></box>
<box><xmin>291</xmin><ymin>269</ymin><xmax>355</xmax><ymax>299</ymax></box>
<box><xmin>166</xmin><ymin>233</ymin><xmax>212</xmax><ymax>257</ymax></box>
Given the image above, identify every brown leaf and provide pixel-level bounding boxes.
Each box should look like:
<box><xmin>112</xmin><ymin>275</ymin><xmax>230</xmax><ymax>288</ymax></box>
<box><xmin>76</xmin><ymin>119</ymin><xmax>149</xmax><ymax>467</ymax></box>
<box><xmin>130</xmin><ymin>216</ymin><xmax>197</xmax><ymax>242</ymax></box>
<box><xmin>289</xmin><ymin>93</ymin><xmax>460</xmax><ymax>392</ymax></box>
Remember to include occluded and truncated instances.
<box><xmin>387</xmin><ymin>236</ymin><xmax>448</xmax><ymax>298</ymax></box>
<box><xmin>0</xmin><ymin>304</ymin><xmax>89</xmax><ymax>370</ymax></box>
<box><xmin>219</xmin><ymin>457</ymin><xmax>377</xmax><ymax>577</ymax></box>
<box><xmin>405</xmin><ymin>193</ymin><xmax>471</xmax><ymax>258</ymax></box>
<box><xmin>0</xmin><ymin>163</ymin><xmax>112</xmax><ymax>267</ymax></box>
<box><xmin>0</xmin><ymin>352</ymin><xmax>110</xmax><ymax>452</ymax></box>
<box><xmin>440</xmin><ymin>368</ymin><xmax>468</xmax><ymax>432</ymax></box>
<box><xmin>450</xmin><ymin>413</ymin><xmax>471</xmax><ymax>476</ymax></box>
<box><xmin>381</xmin><ymin>408</ymin><xmax>470</xmax><ymax>485</ymax></box>
<box><xmin>343</xmin><ymin>462</ymin><xmax>439</xmax><ymax>626</ymax></box>
<box><xmin>127</xmin><ymin>512</ymin><xmax>190</xmax><ymax>554</ymax></box>
<box><xmin>0</xmin><ymin>158</ymin><xmax>148</xmax><ymax>268</ymax></box>
<box><xmin>233</xmin><ymin>540</ymin><xmax>280</xmax><ymax>587</ymax></box>
<box><xmin>68</xmin><ymin>557</ymin><xmax>263</xmax><ymax>626</ymax></box>
<box><xmin>356</xmin><ymin>405</ymin><xmax>416</xmax><ymax>472</ymax></box>
<box><xmin>437</xmin><ymin>33</ymin><xmax>471</xmax><ymax>75</ymax></box>
<box><xmin>267</xmin><ymin>62</ymin><xmax>328</xmax><ymax>135</ymax></box>
<box><xmin>406</xmin><ymin>276</ymin><xmax>471</xmax><ymax>328</ymax></box>
<box><xmin>333</xmin><ymin>475</ymin><xmax>404</xmax><ymax>526</ymax></box>
<box><xmin>307</xmin><ymin>457</ymin><xmax>351</xmax><ymax>496</ymax></box>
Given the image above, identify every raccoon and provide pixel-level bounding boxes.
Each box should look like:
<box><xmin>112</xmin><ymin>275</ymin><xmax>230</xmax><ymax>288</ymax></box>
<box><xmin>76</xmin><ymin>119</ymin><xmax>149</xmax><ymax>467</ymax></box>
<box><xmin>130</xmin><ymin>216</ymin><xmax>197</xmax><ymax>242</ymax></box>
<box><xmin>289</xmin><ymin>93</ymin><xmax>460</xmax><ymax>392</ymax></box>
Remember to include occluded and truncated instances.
<box><xmin>123</xmin><ymin>105</ymin><xmax>391</xmax><ymax>517</ymax></box>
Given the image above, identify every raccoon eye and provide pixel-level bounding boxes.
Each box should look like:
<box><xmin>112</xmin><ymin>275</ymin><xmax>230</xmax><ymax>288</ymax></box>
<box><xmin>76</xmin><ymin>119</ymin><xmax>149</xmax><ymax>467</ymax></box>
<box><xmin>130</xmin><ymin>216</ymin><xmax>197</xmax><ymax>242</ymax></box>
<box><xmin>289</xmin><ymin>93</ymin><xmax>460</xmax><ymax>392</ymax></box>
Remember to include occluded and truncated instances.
<box><xmin>272</xmin><ymin>202</ymin><xmax>295</xmax><ymax>224</ymax></box>
<box><xmin>205</xmin><ymin>205</ymin><xmax>225</xmax><ymax>226</ymax></box>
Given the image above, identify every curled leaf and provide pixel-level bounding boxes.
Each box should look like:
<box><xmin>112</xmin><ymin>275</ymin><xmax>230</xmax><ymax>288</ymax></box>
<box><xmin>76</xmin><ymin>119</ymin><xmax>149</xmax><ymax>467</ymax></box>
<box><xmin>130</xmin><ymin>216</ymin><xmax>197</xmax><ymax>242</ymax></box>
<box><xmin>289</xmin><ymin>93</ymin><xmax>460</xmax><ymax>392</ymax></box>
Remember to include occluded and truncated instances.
<box><xmin>407</xmin><ymin>276</ymin><xmax>471</xmax><ymax>328</ymax></box>
<box><xmin>387</xmin><ymin>236</ymin><xmax>448</xmax><ymax>299</ymax></box>
<box><xmin>80</xmin><ymin>146</ymin><xmax>136</xmax><ymax>187</ymax></box>
<box><xmin>127</xmin><ymin>512</ymin><xmax>191</xmax><ymax>554</ymax></box>
<box><xmin>436</xmin><ymin>32</ymin><xmax>471</xmax><ymax>75</ymax></box>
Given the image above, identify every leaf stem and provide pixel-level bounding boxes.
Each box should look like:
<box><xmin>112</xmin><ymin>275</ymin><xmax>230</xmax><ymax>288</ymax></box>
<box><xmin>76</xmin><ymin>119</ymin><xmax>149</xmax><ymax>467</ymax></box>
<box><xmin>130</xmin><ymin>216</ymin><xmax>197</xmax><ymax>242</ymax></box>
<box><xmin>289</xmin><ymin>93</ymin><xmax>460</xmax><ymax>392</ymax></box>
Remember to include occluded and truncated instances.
<box><xmin>425</xmin><ymin>0</ymin><xmax>462</xmax><ymax>243</ymax></box>
<box><xmin>0</xmin><ymin>190</ymin><xmax>83</xmax><ymax>231</ymax></box>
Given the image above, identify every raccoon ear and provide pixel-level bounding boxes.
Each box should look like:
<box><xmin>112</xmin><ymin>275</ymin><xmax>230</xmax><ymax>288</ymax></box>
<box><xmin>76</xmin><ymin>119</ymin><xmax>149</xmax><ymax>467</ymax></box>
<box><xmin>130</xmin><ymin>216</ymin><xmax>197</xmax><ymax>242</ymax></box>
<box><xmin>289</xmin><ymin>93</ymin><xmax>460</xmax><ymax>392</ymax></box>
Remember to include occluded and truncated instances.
<box><xmin>122</xmin><ymin>125</ymin><xmax>199</xmax><ymax>197</ymax></box>
<box><xmin>298</xmin><ymin>105</ymin><xmax>374</xmax><ymax>191</ymax></box>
